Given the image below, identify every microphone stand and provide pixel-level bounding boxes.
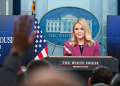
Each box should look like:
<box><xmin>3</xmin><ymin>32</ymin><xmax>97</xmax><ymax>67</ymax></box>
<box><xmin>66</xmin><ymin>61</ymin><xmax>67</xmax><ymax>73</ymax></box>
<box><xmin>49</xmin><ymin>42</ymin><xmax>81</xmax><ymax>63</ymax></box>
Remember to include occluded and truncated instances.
<box><xmin>51</xmin><ymin>42</ymin><xmax>60</xmax><ymax>56</ymax></box>
<box><xmin>99</xmin><ymin>42</ymin><xmax>108</xmax><ymax>56</ymax></box>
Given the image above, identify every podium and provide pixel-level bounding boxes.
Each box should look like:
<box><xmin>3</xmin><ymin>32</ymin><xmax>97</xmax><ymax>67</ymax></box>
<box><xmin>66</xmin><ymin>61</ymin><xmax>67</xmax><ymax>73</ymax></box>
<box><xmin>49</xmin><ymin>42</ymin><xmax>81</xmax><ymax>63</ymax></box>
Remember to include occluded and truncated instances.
<box><xmin>44</xmin><ymin>56</ymin><xmax>119</xmax><ymax>81</ymax></box>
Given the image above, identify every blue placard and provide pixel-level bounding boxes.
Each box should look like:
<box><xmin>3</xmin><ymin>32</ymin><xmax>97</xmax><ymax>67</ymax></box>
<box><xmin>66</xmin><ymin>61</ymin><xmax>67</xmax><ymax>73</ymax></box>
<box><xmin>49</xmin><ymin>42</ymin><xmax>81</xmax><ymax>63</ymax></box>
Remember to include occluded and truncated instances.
<box><xmin>107</xmin><ymin>15</ymin><xmax>120</xmax><ymax>64</ymax></box>
<box><xmin>0</xmin><ymin>15</ymin><xmax>35</xmax><ymax>65</ymax></box>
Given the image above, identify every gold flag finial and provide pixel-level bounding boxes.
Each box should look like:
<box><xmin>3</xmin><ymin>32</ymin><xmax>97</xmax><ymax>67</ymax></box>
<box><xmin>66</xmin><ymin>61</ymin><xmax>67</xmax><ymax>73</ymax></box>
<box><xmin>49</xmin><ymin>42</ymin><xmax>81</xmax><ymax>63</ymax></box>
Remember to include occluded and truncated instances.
<box><xmin>31</xmin><ymin>0</ymin><xmax>36</xmax><ymax>15</ymax></box>
<box><xmin>33</xmin><ymin>0</ymin><xmax>36</xmax><ymax>4</ymax></box>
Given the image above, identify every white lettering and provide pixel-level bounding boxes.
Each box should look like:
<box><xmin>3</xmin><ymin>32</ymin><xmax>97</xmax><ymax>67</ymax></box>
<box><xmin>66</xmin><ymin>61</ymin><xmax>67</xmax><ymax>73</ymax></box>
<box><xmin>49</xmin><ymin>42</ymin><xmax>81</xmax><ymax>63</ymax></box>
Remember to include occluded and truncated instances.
<box><xmin>0</xmin><ymin>37</ymin><xmax>3</xmax><ymax>43</ymax></box>
<box><xmin>71</xmin><ymin>61</ymin><xmax>76</xmax><ymax>64</ymax></box>
<box><xmin>71</xmin><ymin>61</ymin><xmax>84</xmax><ymax>65</ymax></box>
<box><xmin>59</xmin><ymin>34</ymin><xmax>71</xmax><ymax>37</ymax></box>
<box><xmin>48</xmin><ymin>34</ymin><xmax>56</xmax><ymax>37</ymax></box>
<box><xmin>73</xmin><ymin>66</ymin><xmax>88</xmax><ymax>68</ymax></box>
<box><xmin>86</xmin><ymin>61</ymin><xmax>99</xmax><ymax>65</ymax></box>
<box><xmin>0</xmin><ymin>37</ymin><xmax>14</xmax><ymax>43</ymax></box>
<box><xmin>62</xmin><ymin>61</ymin><xmax>70</xmax><ymax>64</ymax></box>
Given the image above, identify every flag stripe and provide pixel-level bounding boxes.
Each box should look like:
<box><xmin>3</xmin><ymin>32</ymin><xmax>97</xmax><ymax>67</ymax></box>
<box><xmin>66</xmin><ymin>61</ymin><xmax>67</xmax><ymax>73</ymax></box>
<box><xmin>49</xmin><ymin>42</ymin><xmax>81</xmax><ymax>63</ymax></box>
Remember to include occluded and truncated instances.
<box><xmin>18</xmin><ymin>69</ymin><xmax>23</xmax><ymax>73</ymax></box>
<box><xmin>41</xmin><ymin>48</ymin><xmax>47</xmax><ymax>58</ymax></box>
<box><xmin>34</xmin><ymin>55</ymin><xmax>40</xmax><ymax>60</ymax></box>
<box><xmin>38</xmin><ymin>52</ymin><xmax>44</xmax><ymax>59</ymax></box>
<box><xmin>20</xmin><ymin>66</ymin><xmax>27</xmax><ymax>71</ymax></box>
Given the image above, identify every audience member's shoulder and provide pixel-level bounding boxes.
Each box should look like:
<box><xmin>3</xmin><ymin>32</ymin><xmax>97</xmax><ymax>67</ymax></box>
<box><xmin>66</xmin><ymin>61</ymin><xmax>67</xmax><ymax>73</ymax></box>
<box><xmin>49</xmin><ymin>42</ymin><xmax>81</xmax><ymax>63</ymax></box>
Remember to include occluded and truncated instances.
<box><xmin>112</xmin><ymin>74</ymin><xmax>120</xmax><ymax>86</ymax></box>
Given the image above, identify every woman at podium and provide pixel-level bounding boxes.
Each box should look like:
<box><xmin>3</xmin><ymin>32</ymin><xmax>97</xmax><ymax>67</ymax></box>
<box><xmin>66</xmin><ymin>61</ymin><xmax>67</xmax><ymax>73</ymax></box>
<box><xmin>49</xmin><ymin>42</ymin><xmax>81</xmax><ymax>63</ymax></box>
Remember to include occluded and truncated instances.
<box><xmin>63</xmin><ymin>18</ymin><xmax>100</xmax><ymax>56</ymax></box>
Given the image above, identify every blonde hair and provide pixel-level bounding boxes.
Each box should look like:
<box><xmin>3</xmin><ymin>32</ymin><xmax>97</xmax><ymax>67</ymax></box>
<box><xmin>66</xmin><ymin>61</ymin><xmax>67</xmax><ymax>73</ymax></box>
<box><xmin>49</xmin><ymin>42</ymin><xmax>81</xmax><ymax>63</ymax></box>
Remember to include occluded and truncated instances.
<box><xmin>69</xmin><ymin>18</ymin><xmax>95</xmax><ymax>47</ymax></box>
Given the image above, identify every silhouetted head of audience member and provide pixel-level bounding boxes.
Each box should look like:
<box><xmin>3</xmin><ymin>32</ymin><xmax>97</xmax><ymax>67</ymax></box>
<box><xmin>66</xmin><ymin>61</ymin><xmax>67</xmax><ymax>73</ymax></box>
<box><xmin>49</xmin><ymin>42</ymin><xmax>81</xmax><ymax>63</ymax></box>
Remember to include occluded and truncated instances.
<box><xmin>26</xmin><ymin>59</ymin><xmax>51</xmax><ymax>73</ymax></box>
<box><xmin>112</xmin><ymin>74</ymin><xmax>120</xmax><ymax>86</ymax></box>
<box><xmin>16</xmin><ymin>72</ymin><xmax>26</xmax><ymax>86</ymax></box>
<box><xmin>25</xmin><ymin>59</ymin><xmax>51</xmax><ymax>83</ymax></box>
<box><xmin>88</xmin><ymin>66</ymin><xmax>113</xmax><ymax>86</ymax></box>
<box><xmin>26</xmin><ymin>69</ymin><xmax>87</xmax><ymax>86</ymax></box>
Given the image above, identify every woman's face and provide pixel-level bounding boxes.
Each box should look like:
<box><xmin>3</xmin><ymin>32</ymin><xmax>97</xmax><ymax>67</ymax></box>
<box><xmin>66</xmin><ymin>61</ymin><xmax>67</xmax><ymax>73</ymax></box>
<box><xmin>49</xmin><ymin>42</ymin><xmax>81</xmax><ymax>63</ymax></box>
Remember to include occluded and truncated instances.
<box><xmin>74</xmin><ymin>23</ymin><xmax>85</xmax><ymax>40</ymax></box>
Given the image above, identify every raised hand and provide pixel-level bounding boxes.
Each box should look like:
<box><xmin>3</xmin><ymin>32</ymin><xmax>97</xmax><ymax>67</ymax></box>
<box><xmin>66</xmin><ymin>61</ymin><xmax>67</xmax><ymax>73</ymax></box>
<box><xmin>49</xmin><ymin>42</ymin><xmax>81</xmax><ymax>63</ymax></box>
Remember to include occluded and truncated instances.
<box><xmin>12</xmin><ymin>15</ymin><xmax>36</xmax><ymax>57</ymax></box>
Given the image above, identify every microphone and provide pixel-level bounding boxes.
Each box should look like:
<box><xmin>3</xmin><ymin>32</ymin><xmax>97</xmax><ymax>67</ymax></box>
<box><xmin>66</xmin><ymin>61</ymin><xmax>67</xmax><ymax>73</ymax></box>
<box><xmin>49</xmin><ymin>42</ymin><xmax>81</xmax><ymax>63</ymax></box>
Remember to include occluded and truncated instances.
<box><xmin>99</xmin><ymin>42</ymin><xmax>108</xmax><ymax>56</ymax></box>
<box><xmin>51</xmin><ymin>42</ymin><xmax>60</xmax><ymax>56</ymax></box>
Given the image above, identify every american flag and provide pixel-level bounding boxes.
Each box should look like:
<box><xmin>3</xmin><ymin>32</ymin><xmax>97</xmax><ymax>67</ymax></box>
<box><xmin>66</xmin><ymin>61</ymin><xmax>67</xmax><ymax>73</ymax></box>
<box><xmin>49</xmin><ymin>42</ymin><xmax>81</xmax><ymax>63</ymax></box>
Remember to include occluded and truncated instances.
<box><xmin>32</xmin><ymin>1</ymin><xmax>47</xmax><ymax>59</ymax></box>
<box><xmin>34</xmin><ymin>15</ymin><xmax>48</xmax><ymax>59</ymax></box>
<box><xmin>18</xmin><ymin>0</ymin><xmax>47</xmax><ymax>72</ymax></box>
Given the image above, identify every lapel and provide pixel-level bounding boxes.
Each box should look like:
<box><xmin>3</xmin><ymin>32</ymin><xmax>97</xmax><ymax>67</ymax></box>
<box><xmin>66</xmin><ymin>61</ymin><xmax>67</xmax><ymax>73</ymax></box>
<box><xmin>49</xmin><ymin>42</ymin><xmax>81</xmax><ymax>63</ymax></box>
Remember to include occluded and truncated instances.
<box><xmin>72</xmin><ymin>41</ymin><xmax>81</xmax><ymax>56</ymax></box>
<box><xmin>82</xmin><ymin>41</ymin><xmax>91</xmax><ymax>56</ymax></box>
<box><xmin>72</xmin><ymin>40</ymin><xmax>91</xmax><ymax>56</ymax></box>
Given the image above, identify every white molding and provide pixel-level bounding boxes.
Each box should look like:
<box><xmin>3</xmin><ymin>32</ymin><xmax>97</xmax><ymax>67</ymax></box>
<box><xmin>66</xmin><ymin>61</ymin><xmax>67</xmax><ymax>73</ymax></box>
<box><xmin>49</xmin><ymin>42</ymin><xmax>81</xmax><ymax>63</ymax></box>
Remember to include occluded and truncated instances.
<box><xmin>6</xmin><ymin>0</ymin><xmax>9</xmax><ymax>15</ymax></box>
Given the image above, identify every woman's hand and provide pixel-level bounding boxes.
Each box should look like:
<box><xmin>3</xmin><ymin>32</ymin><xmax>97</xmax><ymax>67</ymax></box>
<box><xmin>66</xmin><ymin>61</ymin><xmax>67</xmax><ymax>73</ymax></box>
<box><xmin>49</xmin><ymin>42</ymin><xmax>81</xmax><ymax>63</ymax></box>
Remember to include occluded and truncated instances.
<box><xmin>64</xmin><ymin>46</ymin><xmax>71</xmax><ymax>55</ymax></box>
